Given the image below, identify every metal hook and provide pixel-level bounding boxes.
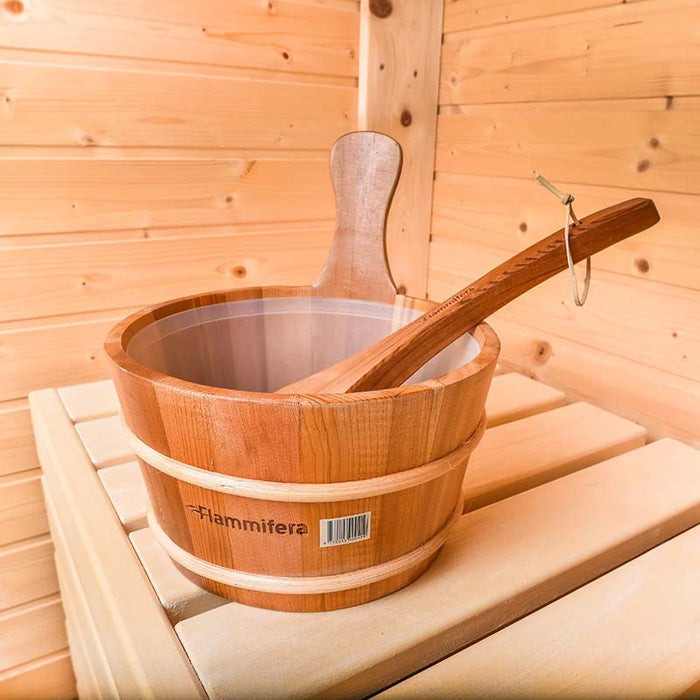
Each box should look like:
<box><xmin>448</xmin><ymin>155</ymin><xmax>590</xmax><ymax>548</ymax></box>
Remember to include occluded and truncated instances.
<box><xmin>535</xmin><ymin>174</ymin><xmax>590</xmax><ymax>306</ymax></box>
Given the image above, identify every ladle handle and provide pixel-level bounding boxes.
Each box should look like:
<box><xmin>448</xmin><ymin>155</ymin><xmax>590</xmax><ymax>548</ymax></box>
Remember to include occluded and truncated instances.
<box><xmin>283</xmin><ymin>197</ymin><xmax>660</xmax><ymax>394</ymax></box>
<box><xmin>312</xmin><ymin>131</ymin><xmax>402</xmax><ymax>303</ymax></box>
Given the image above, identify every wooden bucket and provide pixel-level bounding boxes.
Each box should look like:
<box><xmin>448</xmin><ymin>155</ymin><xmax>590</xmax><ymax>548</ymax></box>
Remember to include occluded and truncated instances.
<box><xmin>105</xmin><ymin>132</ymin><xmax>500</xmax><ymax>612</ymax></box>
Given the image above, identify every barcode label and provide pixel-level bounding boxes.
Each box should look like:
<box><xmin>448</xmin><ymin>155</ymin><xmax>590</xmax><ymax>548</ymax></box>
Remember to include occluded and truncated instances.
<box><xmin>319</xmin><ymin>511</ymin><xmax>371</xmax><ymax>548</ymax></box>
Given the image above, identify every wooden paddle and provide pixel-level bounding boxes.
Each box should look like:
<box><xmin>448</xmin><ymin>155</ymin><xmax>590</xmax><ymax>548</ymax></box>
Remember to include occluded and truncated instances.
<box><xmin>281</xmin><ymin>197</ymin><xmax>660</xmax><ymax>394</ymax></box>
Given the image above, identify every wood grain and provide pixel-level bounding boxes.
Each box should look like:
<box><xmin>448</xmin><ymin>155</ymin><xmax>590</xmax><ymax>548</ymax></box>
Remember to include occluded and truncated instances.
<box><xmin>0</xmin><ymin>650</ymin><xmax>75</xmax><ymax>700</ymax></box>
<box><xmin>358</xmin><ymin>0</ymin><xmax>444</xmax><ymax>297</ymax></box>
<box><xmin>75</xmin><ymin>416</ymin><xmax>132</xmax><ymax>469</ymax></box>
<box><xmin>483</xmin><ymin>372</ymin><xmax>566</xmax><ymax>426</ymax></box>
<box><xmin>0</xmin><ymin>0</ymin><xmax>358</xmax><ymax>79</ymax></box>
<box><xmin>129</xmin><ymin>528</ymin><xmax>227</xmax><ymax>624</ymax></box>
<box><xmin>0</xmin><ymin>307</ymin><xmax>137</xmax><ymax>402</ymax></box>
<box><xmin>175</xmin><ymin>438</ymin><xmax>700</xmax><ymax>699</ymax></box>
<box><xmin>282</xmin><ymin>199</ymin><xmax>659</xmax><ymax>393</ymax></box>
<box><xmin>382</xmin><ymin>522</ymin><xmax>700</xmax><ymax>698</ymax></box>
<box><xmin>432</xmin><ymin>172</ymin><xmax>700</xmax><ymax>290</ymax></box>
<box><xmin>31</xmin><ymin>389</ymin><xmax>207</xmax><ymax>697</ymax></box>
<box><xmin>429</xmin><ymin>237</ymin><xmax>698</xmax><ymax>384</ymax></box>
<box><xmin>313</xmin><ymin>132</ymin><xmax>400</xmax><ymax>302</ymax></box>
<box><xmin>1</xmin><ymin>227</ymin><xmax>332</xmax><ymax>321</ymax></box>
<box><xmin>0</xmin><ymin>469</ymin><xmax>48</xmax><ymax>546</ymax></box>
<box><xmin>0</xmin><ymin>399</ymin><xmax>38</xmax><ymax>477</ymax></box>
<box><xmin>0</xmin><ymin>57</ymin><xmax>355</xmax><ymax>148</ymax></box>
<box><xmin>440</xmin><ymin>0</ymin><xmax>700</xmax><ymax>104</ymax></box>
<box><xmin>437</xmin><ymin>98</ymin><xmax>700</xmax><ymax>195</ymax></box>
<box><xmin>0</xmin><ymin>595</ymin><xmax>67</xmax><ymax>672</ymax></box>
<box><xmin>0</xmin><ymin>535</ymin><xmax>58</xmax><ymax>612</ymax></box>
<box><xmin>57</xmin><ymin>379</ymin><xmax>119</xmax><ymax>423</ymax></box>
<box><xmin>464</xmin><ymin>401</ymin><xmax>647</xmax><ymax>511</ymax></box>
<box><xmin>491</xmin><ymin>316</ymin><xmax>700</xmax><ymax>446</ymax></box>
<box><xmin>0</xmin><ymin>158</ymin><xmax>334</xmax><ymax>236</ymax></box>
<box><xmin>98</xmin><ymin>462</ymin><xmax>147</xmax><ymax>532</ymax></box>
<box><xmin>443</xmin><ymin>0</ymin><xmax>644</xmax><ymax>32</ymax></box>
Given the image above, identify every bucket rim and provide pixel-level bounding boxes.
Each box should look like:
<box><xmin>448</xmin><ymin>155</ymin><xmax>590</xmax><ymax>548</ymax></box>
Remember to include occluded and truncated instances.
<box><xmin>104</xmin><ymin>285</ymin><xmax>500</xmax><ymax>405</ymax></box>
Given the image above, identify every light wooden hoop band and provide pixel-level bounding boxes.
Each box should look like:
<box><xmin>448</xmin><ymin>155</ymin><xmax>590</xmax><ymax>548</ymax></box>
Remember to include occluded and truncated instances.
<box><xmin>122</xmin><ymin>414</ymin><xmax>486</xmax><ymax>503</ymax></box>
<box><xmin>147</xmin><ymin>498</ymin><xmax>463</xmax><ymax>594</ymax></box>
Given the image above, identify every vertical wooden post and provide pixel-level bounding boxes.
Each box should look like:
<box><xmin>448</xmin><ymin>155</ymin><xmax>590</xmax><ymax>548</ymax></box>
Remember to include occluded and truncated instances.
<box><xmin>358</xmin><ymin>0</ymin><xmax>445</xmax><ymax>299</ymax></box>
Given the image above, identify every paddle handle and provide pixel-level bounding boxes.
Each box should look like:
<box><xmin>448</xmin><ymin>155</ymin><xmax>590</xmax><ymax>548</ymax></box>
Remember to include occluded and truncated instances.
<box><xmin>312</xmin><ymin>131</ymin><xmax>402</xmax><ymax>303</ymax></box>
<box><xmin>281</xmin><ymin>197</ymin><xmax>660</xmax><ymax>394</ymax></box>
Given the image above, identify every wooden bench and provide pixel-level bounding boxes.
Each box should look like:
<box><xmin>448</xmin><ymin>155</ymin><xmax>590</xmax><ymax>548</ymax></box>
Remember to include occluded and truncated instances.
<box><xmin>29</xmin><ymin>373</ymin><xmax>700</xmax><ymax>698</ymax></box>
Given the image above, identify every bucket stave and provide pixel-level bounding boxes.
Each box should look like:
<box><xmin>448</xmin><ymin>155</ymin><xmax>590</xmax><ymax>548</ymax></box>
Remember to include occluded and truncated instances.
<box><xmin>106</xmin><ymin>287</ymin><xmax>499</xmax><ymax>612</ymax></box>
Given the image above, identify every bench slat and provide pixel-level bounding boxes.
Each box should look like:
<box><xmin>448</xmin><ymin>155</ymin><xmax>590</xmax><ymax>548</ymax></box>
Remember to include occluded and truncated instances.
<box><xmin>58</xmin><ymin>380</ymin><xmax>119</xmax><ymax>423</ymax></box>
<box><xmin>98</xmin><ymin>462</ymin><xmax>148</xmax><ymax>533</ymax></box>
<box><xmin>175</xmin><ymin>438</ymin><xmax>700</xmax><ymax>699</ymax></box>
<box><xmin>129</xmin><ymin>528</ymin><xmax>227</xmax><ymax>624</ymax></box>
<box><xmin>75</xmin><ymin>415</ymin><xmax>132</xmax><ymax>469</ymax></box>
<box><xmin>382</xmin><ymin>523</ymin><xmax>700</xmax><ymax>698</ymax></box>
<box><xmin>464</xmin><ymin>402</ymin><xmax>646</xmax><ymax>511</ymax></box>
<box><xmin>484</xmin><ymin>372</ymin><xmax>566</xmax><ymax>427</ymax></box>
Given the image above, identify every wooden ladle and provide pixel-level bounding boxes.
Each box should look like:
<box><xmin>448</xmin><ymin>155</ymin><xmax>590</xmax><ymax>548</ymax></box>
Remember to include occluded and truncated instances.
<box><xmin>282</xmin><ymin>154</ymin><xmax>660</xmax><ymax>395</ymax></box>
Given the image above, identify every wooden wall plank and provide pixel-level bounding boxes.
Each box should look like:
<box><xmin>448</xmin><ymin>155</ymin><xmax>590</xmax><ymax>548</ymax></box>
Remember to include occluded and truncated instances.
<box><xmin>0</xmin><ymin>535</ymin><xmax>58</xmax><ymax>612</ymax></box>
<box><xmin>0</xmin><ymin>159</ymin><xmax>334</xmax><ymax>236</ymax></box>
<box><xmin>0</xmin><ymin>308</ymin><xmax>136</xmax><ymax>401</ymax></box>
<box><xmin>1</xmin><ymin>58</ymin><xmax>355</xmax><ymax>148</ymax></box>
<box><xmin>440</xmin><ymin>0</ymin><xmax>700</xmax><ymax>104</ymax></box>
<box><xmin>436</xmin><ymin>98</ymin><xmax>699</xmax><ymax>195</ymax></box>
<box><xmin>0</xmin><ymin>649</ymin><xmax>75</xmax><ymax>700</ymax></box>
<box><xmin>0</xmin><ymin>399</ymin><xmax>38</xmax><ymax>477</ymax></box>
<box><xmin>358</xmin><ymin>0</ymin><xmax>444</xmax><ymax>297</ymax></box>
<box><xmin>0</xmin><ymin>0</ymin><xmax>358</xmax><ymax>78</ymax></box>
<box><xmin>0</xmin><ymin>595</ymin><xmax>67</xmax><ymax>671</ymax></box>
<box><xmin>429</xmin><ymin>238</ymin><xmax>699</xmax><ymax>384</ymax></box>
<box><xmin>432</xmin><ymin>173</ymin><xmax>700</xmax><ymax>290</ymax></box>
<box><xmin>0</xmin><ymin>227</ymin><xmax>332</xmax><ymax>322</ymax></box>
<box><xmin>493</xmin><ymin>317</ymin><xmax>700</xmax><ymax>446</ymax></box>
<box><xmin>443</xmin><ymin>0</ymin><xmax>644</xmax><ymax>33</ymax></box>
<box><xmin>0</xmin><ymin>469</ymin><xmax>48</xmax><ymax>546</ymax></box>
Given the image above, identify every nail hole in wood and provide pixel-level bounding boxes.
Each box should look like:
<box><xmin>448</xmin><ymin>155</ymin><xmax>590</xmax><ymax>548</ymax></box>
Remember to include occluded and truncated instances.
<box><xmin>636</xmin><ymin>159</ymin><xmax>650</xmax><ymax>172</ymax></box>
<box><xmin>649</xmin><ymin>137</ymin><xmax>660</xmax><ymax>148</ymax></box>
<box><xmin>233</xmin><ymin>266</ymin><xmax>247</xmax><ymax>279</ymax></box>
<box><xmin>634</xmin><ymin>257</ymin><xmax>650</xmax><ymax>273</ymax></box>
<box><xmin>519</xmin><ymin>222</ymin><xmax>528</xmax><ymax>232</ymax></box>
<box><xmin>369</xmin><ymin>0</ymin><xmax>392</xmax><ymax>18</ymax></box>
<box><xmin>534</xmin><ymin>340</ymin><xmax>551</xmax><ymax>365</ymax></box>
<box><xmin>400</xmin><ymin>109</ymin><xmax>412</xmax><ymax>127</ymax></box>
<box><xmin>3</xmin><ymin>0</ymin><xmax>23</xmax><ymax>14</ymax></box>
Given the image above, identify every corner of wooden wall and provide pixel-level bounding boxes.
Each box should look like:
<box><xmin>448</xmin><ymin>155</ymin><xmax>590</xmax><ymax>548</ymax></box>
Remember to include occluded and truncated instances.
<box><xmin>357</xmin><ymin>0</ymin><xmax>444</xmax><ymax>300</ymax></box>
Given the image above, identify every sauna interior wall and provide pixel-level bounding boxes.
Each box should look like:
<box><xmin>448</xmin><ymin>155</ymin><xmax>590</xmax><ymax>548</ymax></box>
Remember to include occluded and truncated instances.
<box><xmin>0</xmin><ymin>1</ymin><xmax>358</xmax><ymax>695</ymax></box>
<box><xmin>430</xmin><ymin>0</ymin><xmax>699</xmax><ymax>446</ymax></box>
